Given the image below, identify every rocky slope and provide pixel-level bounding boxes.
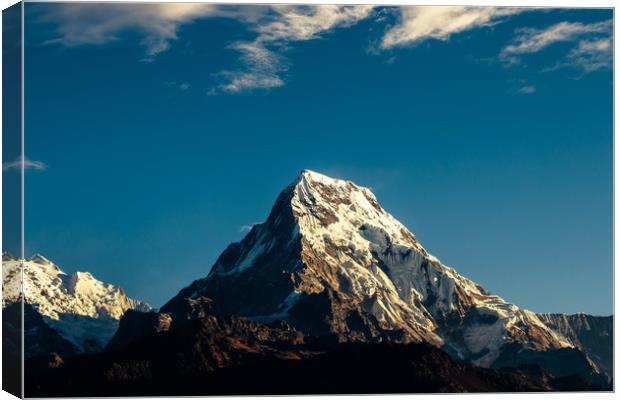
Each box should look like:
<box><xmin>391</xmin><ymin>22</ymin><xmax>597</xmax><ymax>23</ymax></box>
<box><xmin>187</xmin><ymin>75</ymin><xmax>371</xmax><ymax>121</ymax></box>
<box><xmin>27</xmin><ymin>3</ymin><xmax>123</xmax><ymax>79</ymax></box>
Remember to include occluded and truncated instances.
<box><xmin>537</xmin><ymin>313</ymin><xmax>613</xmax><ymax>377</ymax></box>
<box><xmin>2</xmin><ymin>253</ymin><xmax>151</xmax><ymax>355</ymax></box>
<box><xmin>161</xmin><ymin>170</ymin><xmax>582</xmax><ymax>371</ymax></box>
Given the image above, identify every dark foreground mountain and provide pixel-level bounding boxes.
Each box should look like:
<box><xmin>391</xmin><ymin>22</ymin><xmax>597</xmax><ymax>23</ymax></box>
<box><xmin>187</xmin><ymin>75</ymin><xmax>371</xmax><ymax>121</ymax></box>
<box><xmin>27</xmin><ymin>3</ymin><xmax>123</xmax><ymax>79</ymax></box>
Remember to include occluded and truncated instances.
<box><xmin>3</xmin><ymin>302</ymin><xmax>77</xmax><ymax>360</ymax></box>
<box><xmin>25</xmin><ymin>310</ymin><xmax>608</xmax><ymax>397</ymax></box>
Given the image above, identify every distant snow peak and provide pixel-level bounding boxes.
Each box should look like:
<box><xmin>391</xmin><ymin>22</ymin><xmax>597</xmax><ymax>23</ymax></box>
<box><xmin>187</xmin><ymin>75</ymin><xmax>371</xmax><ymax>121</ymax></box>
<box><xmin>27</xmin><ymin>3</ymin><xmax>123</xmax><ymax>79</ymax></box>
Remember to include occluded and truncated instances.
<box><xmin>2</xmin><ymin>254</ymin><xmax>152</xmax><ymax>352</ymax></box>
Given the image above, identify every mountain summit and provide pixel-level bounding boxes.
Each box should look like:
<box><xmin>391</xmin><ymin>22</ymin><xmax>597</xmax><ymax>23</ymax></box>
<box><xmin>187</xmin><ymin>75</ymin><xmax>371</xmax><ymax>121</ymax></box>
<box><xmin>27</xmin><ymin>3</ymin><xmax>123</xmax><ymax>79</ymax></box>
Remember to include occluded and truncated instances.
<box><xmin>162</xmin><ymin>170</ymin><xmax>588</xmax><ymax>371</ymax></box>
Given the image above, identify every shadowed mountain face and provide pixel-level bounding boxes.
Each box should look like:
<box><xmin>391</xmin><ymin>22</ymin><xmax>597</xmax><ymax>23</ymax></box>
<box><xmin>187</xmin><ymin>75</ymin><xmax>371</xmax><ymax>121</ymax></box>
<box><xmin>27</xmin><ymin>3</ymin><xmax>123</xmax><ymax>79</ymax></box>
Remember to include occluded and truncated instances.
<box><xmin>537</xmin><ymin>313</ymin><xmax>613</xmax><ymax>377</ymax></box>
<box><xmin>25</xmin><ymin>311</ymin><xmax>608</xmax><ymax>397</ymax></box>
<box><xmin>21</xmin><ymin>171</ymin><xmax>613</xmax><ymax>395</ymax></box>
<box><xmin>4</xmin><ymin>302</ymin><xmax>77</xmax><ymax>359</ymax></box>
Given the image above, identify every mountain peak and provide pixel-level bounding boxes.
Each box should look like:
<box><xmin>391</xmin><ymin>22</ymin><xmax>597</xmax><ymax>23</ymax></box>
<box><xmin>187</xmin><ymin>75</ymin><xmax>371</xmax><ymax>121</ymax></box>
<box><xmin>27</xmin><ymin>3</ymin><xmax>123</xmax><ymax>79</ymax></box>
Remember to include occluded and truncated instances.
<box><xmin>291</xmin><ymin>170</ymin><xmax>409</xmax><ymax>250</ymax></box>
<box><xmin>291</xmin><ymin>169</ymin><xmax>353</xmax><ymax>199</ymax></box>
<box><xmin>298</xmin><ymin>169</ymin><xmax>344</xmax><ymax>184</ymax></box>
<box><xmin>295</xmin><ymin>169</ymin><xmax>370</xmax><ymax>194</ymax></box>
<box><xmin>291</xmin><ymin>169</ymin><xmax>381</xmax><ymax>225</ymax></box>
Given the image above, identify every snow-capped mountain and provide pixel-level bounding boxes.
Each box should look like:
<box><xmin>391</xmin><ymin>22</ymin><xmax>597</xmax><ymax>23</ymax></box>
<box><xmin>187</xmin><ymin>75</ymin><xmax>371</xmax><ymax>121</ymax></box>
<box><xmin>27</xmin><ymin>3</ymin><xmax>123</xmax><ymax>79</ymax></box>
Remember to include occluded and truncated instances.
<box><xmin>161</xmin><ymin>170</ymin><xmax>583</xmax><ymax>370</ymax></box>
<box><xmin>2</xmin><ymin>253</ymin><xmax>151</xmax><ymax>354</ymax></box>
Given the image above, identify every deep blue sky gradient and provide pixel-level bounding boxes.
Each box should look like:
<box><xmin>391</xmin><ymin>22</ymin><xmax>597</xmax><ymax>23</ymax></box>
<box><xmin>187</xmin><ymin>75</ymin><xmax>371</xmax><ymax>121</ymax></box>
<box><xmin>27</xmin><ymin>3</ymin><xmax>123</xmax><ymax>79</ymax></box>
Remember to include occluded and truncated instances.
<box><xmin>23</xmin><ymin>6</ymin><xmax>613</xmax><ymax>314</ymax></box>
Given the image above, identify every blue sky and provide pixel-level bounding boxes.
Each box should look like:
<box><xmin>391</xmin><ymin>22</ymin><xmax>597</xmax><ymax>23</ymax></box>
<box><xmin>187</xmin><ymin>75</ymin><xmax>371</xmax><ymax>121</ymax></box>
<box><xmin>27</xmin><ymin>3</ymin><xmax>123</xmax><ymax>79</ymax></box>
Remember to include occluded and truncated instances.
<box><xmin>19</xmin><ymin>5</ymin><xmax>612</xmax><ymax>314</ymax></box>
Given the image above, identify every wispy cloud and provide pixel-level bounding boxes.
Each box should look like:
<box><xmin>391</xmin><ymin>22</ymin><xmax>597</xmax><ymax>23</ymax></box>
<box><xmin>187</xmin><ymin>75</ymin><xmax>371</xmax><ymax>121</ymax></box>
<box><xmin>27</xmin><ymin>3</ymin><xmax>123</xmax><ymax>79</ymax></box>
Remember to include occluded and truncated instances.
<box><xmin>555</xmin><ymin>37</ymin><xmax>612</xmax><ymax>73</ymax></box>
<box><xmin>38</xmin><ymin>4</ymin><xmax>373</xmax><ymax>92</ymax></box>
<box><xmin>500</xmin><ymin>19</ymin><xmax>612</xmax><ymax>72</ymax></box>
<box><xmin>255</xmin><ymin>5</ymin><xmax>374</xmax><ymax>43</ymax></box>
<box><xmin>37</xmin><ymin>4</ymin><xmax>263</xmax><ymax>58</ymax></box>
<box><xmin>2</xmin><ymin>157</ymin><xmax>47</xmax><ymax>171</ymax></box>
<box><xmin>212</xmin><ymin>41</ymin><xmax>287</xmax><ymax>94</ymax></box>
<box><xmin>508</xmin><ymin>78</ymin><xmax>537</xmax><ymax>95</ymax></box>
<box><xmin>164</xmin><ymin>81</ymin><xmax>191</xmax><ymax>91</ymax></box>
<box><xmin>516</xmin><ymin>84</ymin><xmax>536</xmax><ymax>94</ymax></box>
<box><xmin>211</xmin><ymin>5</ymin><xmax>374</xmax><ymax>94</ymax></box>
<box><xmin>35</xmin><ymin>4</ymin><xmax>610</xmax><ymax>94</ymax></box>
<box><xmin>379</xmin><ymin>6</ymin><xmax>524</xmax><ymax>50</ymax></box>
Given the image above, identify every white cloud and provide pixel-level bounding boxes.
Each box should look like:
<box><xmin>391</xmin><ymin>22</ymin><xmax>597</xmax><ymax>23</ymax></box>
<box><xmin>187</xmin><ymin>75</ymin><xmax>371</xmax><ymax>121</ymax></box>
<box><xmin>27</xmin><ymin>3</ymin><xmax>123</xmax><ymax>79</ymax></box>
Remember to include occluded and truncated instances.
<box><xmin>516</xmin><ymin>85</ymin><xmax>536</xmax><ymax>94</ymax></box>
<box><xmin>164</xmin><ymin>81</ymin><xmax>191</xmax><ymax>91</ymax></box>
<box><xmin>215</xmin><ymin>41</ymin><xmax>287</xmax><ymax>94</ymax></box>
<box><xmin>380</xmin><ymin>6</ymin><xmax>523</xmax><ymax>50</ymax></box>
<box><xmin>509</xmin><ymin>78</ymin><xmax>537</xmax><ymax>95</ymax></box>
<box><xmin>212</xmin><ymin>5</ymin><xmax>374</xmax><ymax>94</ymax></box>
<box><xmin>500</xmin><ymin>19</ymin><xmax>612</xmax><ymax>69</ymax></box>
<box><xmin>563</xmin><ymin>38</ymin><xmax>612</xmax><ymax>72</ymax></box>
<box><xmin>256</xmin><ymin>5</ymin><xmax>374</xmax><ymax>43</ymax></box>
<box><xmin>37</xmin><ymin>4</ymin><xmax>263</xmax><ymax>57</ymax></box>
<box><xmin>37</xmin><ymin>4</ymin><xmax>610</xmax><ymax>93</ymax></box>
<box><xmin>39</xmin><ymin>4</ymin><xmax>373</xmax><ymax>93</ymax></box>
<box><xmin>2</xmin><ymin>157</ymin><xmax>47</xmax><ymax>171</ymax></box>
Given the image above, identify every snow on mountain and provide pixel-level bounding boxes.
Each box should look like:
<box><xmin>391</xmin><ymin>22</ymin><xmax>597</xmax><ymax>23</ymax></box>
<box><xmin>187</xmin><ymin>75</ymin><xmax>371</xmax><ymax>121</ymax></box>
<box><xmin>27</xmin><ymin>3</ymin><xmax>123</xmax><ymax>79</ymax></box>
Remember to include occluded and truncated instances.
<box><xmin>164</xmin><ymin>170</ymin><xmax>574</xmax><ymax>368</ymax></box>
<box><xmin>2</xmin><ymin>252</ymin><xmax>22</xmax><ymax>307</ymax></box>
<box><xmin>2</xmin><ymin>253</ymin><xmax>151</xmax><ymax>353</ymax></box>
